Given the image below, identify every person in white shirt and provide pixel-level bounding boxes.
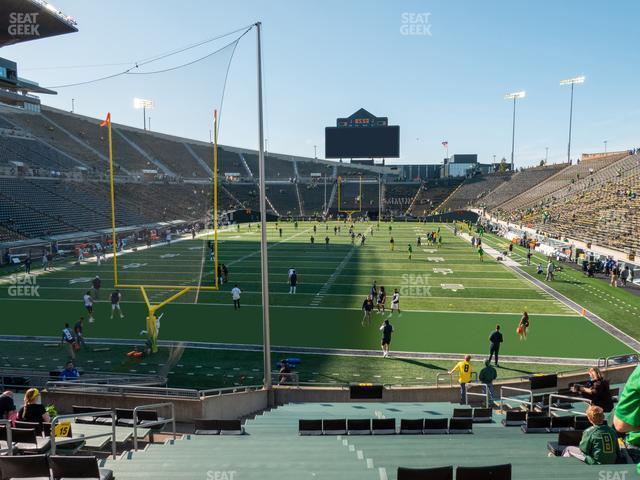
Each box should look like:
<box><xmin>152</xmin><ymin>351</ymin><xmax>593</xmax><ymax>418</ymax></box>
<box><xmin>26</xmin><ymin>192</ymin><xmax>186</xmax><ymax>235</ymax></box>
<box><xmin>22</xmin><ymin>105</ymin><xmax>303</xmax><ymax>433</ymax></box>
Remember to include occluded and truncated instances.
<box><xmin>231</xmin><ymin>284</ymin><xmax>242</xmax><ymax>310</ymax></box>
<box><xmin>83</xmin><ymin>291</ymin><xmax>95</xmax><ymax>323</ymax></box>
<box><xmin>389</xmin><ymin>289</ymin><xmax>401</xmax><ymax>318</ymax></box>
<box><xmin>42</xmin><ymin>253</ymin><xmax>49</xmax><ymax>271</ymax></box>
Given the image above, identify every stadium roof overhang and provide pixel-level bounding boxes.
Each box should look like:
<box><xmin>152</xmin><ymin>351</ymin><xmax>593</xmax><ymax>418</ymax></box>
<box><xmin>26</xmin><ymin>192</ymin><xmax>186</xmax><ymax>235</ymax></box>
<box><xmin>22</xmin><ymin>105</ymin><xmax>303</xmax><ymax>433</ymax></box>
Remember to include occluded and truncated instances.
<box><xmin>0</xmin><ymin>0</ymin><xmax>77</xmax><ymax>47</ymax></box>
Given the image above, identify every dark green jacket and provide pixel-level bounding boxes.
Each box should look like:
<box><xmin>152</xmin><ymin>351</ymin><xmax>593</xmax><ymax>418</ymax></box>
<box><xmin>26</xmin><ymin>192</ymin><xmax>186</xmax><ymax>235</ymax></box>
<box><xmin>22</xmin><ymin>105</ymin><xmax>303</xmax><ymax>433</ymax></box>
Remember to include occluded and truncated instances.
<box><xmin>479</xmin><ymin>365</ymin><xmax>497</xmax><ymax>384</ymax></box>
<box><xmin>580</xmin><ymin>424</ymin><xmax>619</xmax><ymax>465</ymax></box>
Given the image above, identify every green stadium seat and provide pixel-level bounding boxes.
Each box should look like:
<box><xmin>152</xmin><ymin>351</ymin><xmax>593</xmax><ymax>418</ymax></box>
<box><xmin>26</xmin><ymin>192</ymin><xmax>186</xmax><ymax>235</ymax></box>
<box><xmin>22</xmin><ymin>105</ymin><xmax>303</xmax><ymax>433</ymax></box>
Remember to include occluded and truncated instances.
<box><xmin>456</xmin><ymin>463</ymin><xmax>511</xmax><ymax>480</ymax></box>
<box><xmin>397</xmin><ymin>465</ymin><xmax>453</xmax><ymax>480</ymax></box>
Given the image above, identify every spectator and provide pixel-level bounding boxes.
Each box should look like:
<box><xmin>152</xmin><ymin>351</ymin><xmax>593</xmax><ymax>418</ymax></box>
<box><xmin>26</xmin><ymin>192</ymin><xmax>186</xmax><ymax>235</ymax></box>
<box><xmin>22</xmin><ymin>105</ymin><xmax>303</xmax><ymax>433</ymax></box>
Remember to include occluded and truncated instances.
<box><xmin>379</xmin><ymin>319</ymin><xmax>393</xmax><ymax>358</ymax></box>
<box><xmin>362</xmin><ymin>295</ymin><xmax>374</xmax><ymax>326</ymax></box>
<box><xmin>614</xmin><ymin>364</ymin><xmax>640</xmax><ymax>448</ymax></box>
<box><xmin>289</xmin><ymin>269</ymin><xmax>298</xmax><ymax>294</ymax></box>
<box><xmin>488</xmin><ymin>325</ymin><xmax>503</xmax><ymax>366</ymax></box>
<box><xmin>60</xmin><ymin>322</ymin><xmax>76</xmax><ymax>360</ymax></box>
<box><xmin>278</xmin><ymin>361</ymin><xmax>291</xmax><ymax>385</ymax></box>
<box><xmin>536</xmin><ymin>263</ymin><xmax>544</xmax><ymax>275</ymax></box>
<box><xmin>221</xmin><ymin>264</ymin><xmax>228</xmax><ymax>283</ymax></box>
<box><xmin>571</xmin><ymin>367</ymin><xmax>614</xmax><ymax>412</ymax></box>
<box><xmin>24</xmin><ymin>256</ymin><xmax>31</xmax><ymax>275</ymax></box>
<box><xmin>545</xmin><ymin>261</ymin><xmax>555</xmax><ymax>281</ymax></box>
<box><xmin>0</xmin><ymin>391</ymin><xmax>16</xmax><ymax>421</ymax></box>
<box><xmin>479</xmin><ymin>360</ymin><xmax>497</xmax><ymax>405</ymax></box>
<box><xmin>611</xmin><ymin>265</ymin><xmax>620</xmax><ymax>288</ymax></box>
<box><xmin>74</xmin><ymin>317</ymin><xmax>85</xmax><ymax>347</ymax></box>
<box><xmin>231</xmin><ymin>284</ymin><xmax>242</xmax><ymax>310</ymax></box>
<box><xmin>449</xmin><ymin>354</ymin><xmax>473</xmax><ymax>404</ymax></box>
<box><xmin>42</xmin><ymin>252</ymin><xmax>49</xmax><ymax>271</ymax></box>
<box><xmin>621</xmin><ymin>266</ymin><xmax>630</xmax><ymax>287</ymax></box>
<box><xmin>562</xmin><ymin>405</ymin><xmax>619</xmax><ymax>464</ymax></box>
<box><xmin>17</xmin><ymin>388</ymin><xmax>50</xmax><ymax>424</ymax></box>
<box><xmin>59</xmin><ymin>361</ymin><xmax>80</xmax><ymax>381</ymax></box>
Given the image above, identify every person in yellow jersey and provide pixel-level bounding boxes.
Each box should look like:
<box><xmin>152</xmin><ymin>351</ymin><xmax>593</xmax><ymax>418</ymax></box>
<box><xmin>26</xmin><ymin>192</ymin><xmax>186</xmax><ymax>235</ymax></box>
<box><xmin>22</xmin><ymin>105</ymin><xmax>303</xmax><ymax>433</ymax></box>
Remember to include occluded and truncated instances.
<box><xmin>449</xmin><ymin>354</ymin><xmax>473</xmax><ymax>404</ymax></box>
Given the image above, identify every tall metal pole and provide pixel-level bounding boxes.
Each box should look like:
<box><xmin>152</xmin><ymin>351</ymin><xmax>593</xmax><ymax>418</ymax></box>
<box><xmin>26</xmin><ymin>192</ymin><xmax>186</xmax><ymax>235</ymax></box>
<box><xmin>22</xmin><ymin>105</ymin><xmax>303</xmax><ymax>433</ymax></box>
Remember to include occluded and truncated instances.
<box><xmin>567</xmin><ymin>82</ymin><xmax>574</xmax><ymax>163</ymax></box>
<box><xmin>510</xmin><ymin>96</ymin><xmax>516</xmax><ymax>171</ymax></box>
<box><xmin>323</xmin><ymin>173</ymin><xmax>327</xmax><ymax>215</ymax></box>
<box><xmin>378</xmin><ymin>172</ymin><xmax>381</xmax><ymax>225</ymax></box>
<box><xmin>143</xmin><ymin>105</ymin><xmax>146</xmax><ymax>131</ymax></box>
<box><xmin>255</xmin><ymin>22</ymin><xmax>272</xmax><ymax>393</ymax></box>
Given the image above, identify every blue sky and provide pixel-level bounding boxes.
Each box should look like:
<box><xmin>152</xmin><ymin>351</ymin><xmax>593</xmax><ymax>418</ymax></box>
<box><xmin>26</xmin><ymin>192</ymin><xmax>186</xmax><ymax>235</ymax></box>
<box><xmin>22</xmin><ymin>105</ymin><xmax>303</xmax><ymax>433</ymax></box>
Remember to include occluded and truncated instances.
<box><xmin>5</xmin><ymin>0</ymin><xmax>640</xmax><ymax>167</ymax></box>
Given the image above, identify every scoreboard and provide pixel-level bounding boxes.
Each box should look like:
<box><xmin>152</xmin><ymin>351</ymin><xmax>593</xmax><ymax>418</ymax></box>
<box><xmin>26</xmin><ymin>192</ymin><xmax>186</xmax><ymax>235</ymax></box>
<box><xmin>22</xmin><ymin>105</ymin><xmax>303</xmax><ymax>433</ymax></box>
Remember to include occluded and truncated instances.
<box><xmin>326</xmin><ymin>108</ymin><xmax>400</xmax><ymax>159</ymax></box>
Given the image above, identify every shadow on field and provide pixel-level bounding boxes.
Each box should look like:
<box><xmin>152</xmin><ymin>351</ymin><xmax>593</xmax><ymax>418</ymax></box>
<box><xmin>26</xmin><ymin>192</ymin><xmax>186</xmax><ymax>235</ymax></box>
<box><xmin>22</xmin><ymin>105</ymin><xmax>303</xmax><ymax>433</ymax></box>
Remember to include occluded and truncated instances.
<box><xmin>497</xmin><ymin>365</ymin><xmax>537</xmax><ymax>375</ymax></box>
<box><xmin>393</xmin><ymin>358</ymin><xmax>448</xmax><ymax>371</ymax></box>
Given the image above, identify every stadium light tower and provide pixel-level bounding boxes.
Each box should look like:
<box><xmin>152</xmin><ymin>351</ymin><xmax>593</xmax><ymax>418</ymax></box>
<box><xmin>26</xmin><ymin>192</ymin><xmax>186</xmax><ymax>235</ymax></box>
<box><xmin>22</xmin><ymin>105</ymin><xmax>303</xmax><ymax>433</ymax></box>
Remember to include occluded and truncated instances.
<box><xmin>133</xmin><ymin>98</ymin><xmax>154</xmax><ymax>131</ymax></box>
<box><xmin>504</xmin><ymin>90</ymin><xmax>526</xmax><ymax>172</ymax></box>
<box><xmin>560</xmin><ymin>75</ymin><xmax>585</xmax><ymax>163</ymax></box>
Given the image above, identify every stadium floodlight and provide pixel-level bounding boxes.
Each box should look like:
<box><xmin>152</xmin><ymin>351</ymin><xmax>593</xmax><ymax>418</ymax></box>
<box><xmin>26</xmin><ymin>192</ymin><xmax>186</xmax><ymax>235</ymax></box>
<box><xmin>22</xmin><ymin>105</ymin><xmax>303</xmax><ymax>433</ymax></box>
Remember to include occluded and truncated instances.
<box><xmin>504</xmin><ymin>90</ymin><xmax>526</xmax><ymax>171</ymax></box>
<box><xmin>133</xmin><ymin>98</ymin><xmax>154</xmax><ymax>130</ymax></box>
<box><xmin>560</xmin><ymin>75</ymin><xmax>585</xmax><ymax>86</ymax></box>
<box><xmin>560</xmin><ymin>76</ymin><xmax>585</xmax><ymax>163</ymax></box>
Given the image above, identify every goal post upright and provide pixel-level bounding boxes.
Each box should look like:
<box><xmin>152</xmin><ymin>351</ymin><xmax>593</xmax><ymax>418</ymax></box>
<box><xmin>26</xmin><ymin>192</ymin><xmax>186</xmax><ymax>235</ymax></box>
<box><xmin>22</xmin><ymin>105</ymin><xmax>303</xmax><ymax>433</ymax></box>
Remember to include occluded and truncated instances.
<box><xmin>106</xmin><ymin>110</ymin><xmax>220</xmax><ymax>354</ymax></box>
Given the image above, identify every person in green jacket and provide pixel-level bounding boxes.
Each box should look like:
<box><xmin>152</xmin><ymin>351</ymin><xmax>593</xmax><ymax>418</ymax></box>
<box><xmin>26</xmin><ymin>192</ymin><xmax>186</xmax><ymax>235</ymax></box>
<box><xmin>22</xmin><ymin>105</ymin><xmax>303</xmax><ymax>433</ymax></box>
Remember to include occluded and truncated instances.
<box><xmin>479</xmin><ymin>360</ymin><xmax>497</xmax><ymax>404</ymax></box>
<box><xmin>614</xmin><ymin>363</ymin><xmax>640</xmax><ymax>474</ymax></box>
<box><xmin>563</xmin><ymin>405</ymin><xmax>619</xmax><ymax>464</ymax></box>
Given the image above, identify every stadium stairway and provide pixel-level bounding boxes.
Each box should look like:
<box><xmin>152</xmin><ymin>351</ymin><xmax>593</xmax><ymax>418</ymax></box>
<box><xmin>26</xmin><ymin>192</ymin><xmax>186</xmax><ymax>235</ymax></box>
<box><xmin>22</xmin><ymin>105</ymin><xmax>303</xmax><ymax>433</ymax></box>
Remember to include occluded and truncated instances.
<box><xmin>103</xmin><ymin>402</ymin><xmax>637</xmax><ymax>480</ymax></box>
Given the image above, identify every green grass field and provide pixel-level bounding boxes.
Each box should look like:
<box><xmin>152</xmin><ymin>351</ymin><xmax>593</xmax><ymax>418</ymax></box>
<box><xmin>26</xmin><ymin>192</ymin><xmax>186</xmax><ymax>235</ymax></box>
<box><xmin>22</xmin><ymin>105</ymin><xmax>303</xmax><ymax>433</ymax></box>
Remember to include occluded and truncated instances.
<box><xmin>1</xmin><ymin>220</ymin><xmax>638</xmax><ymax>388</ymax></box>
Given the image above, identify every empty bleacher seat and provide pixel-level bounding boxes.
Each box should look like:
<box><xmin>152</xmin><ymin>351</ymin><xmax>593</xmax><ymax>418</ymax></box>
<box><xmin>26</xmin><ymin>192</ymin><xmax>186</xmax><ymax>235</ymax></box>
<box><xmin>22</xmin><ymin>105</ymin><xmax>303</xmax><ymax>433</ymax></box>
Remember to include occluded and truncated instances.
<box><xmin>0</xmin><ymin>453</ymin><xmax>50</xmax><ymax>480</ymax></box>
<box><xmin>547</xmin><ymin>430</ymin><xmax>583</xmax><ymax>456</ymax></box>
<box><xmin>321</xmin><ymin>419</ymin><xmax>346</xmax><ymax>435</ymax></box>
<box><xmin>452</xmin><ymin>408</ymin><xmax>473</xmax><ymax>420</ymax></box>
<box><xmin>399</xmin><ymin>419</ymin><xmax>424</xmax><ymax>434</ymax></box>
<box><xmin>397</xmin><ymin>465</ymin><xmax>453</xmax><ymax>480</ymax></box>
<box><xmin>456</xmin><ymin>463</ymin><xmax>511</xmax><ymax>480</ymax></box>
<box><xmin>298</xmin><ymin>419</ymin><xmax>322</xmax><ymax>436</ymax></box>
<box><xmin>574</xmin><ymin>417</ymin><xmax>591</xmax><ymax>431</ymax></box>
<box><xmin>9</xmin><ymin>428</ymin><xmax>50</xmax><ymax>454</ymax></box>
<box><xmin>521</xmin><ymin>416</ymin><xmax>551</xmax><ymax>433</ymax></box>
<box><xmin>472</xmin><ymin>408</ymin><xmax>493</xmax><ymax>423</ymax></box>
<box><xmin>49</xmin><ymin>455</ymin><xmax>114</xmax><ymax>480</ymax></box>
<box><xmin>549</xmin><ymin>415</ymin><xmax>575</xmax><ymax>432</ymax></box>
<box><xmin>448</xmin><ymin>418</ymin><xmax>473</xmax><ymax>434</ymax></box>
<box><xmin>347</xmin><ymin>419</ymin><xmax>371</xmax><ymax>435</ymax></box>
<box><xmin>372</xmin><ymin>418</ymin><xmax>396</xmax><ymax>435</ymax></box>
<box><xmin>423</xmin><ymin>418</ymin><xmax>449</xmax><ymax>435</ymax></box>
<box><xmin>501</xmin><ymin>410</ymin><xmax>526</xmax><ymax>427</ymax></box>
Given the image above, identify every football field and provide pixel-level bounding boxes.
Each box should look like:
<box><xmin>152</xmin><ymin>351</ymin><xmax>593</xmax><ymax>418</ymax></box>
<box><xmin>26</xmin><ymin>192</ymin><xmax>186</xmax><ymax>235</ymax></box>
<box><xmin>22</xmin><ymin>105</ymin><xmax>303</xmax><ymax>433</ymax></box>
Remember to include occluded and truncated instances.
<box><xmin>0</xmin><ymin>220</ymin><xmax>635</xmax><ymax>366</ymax></box>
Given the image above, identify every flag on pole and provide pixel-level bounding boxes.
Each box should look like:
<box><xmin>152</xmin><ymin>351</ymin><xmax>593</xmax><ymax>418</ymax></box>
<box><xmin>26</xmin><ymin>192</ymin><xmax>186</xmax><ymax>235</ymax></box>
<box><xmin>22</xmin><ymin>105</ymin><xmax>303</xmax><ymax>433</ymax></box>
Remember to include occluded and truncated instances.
<box><xmin>100</xmin><ymin>112</ymin><xmax>111</xmax><ymax>127</ymax></box>
<box><xmin>441</xmin><ymin>141</ymin><xmax>448</xmax><ymax>148</ymax></box>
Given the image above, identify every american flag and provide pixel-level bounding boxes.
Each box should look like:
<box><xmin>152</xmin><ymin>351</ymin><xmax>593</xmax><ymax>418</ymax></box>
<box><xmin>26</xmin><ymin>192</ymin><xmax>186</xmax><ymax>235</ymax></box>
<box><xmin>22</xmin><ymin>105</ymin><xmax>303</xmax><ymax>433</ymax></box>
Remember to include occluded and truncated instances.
<box><xmin>441</xmin><ymin>141</ymin><xmax>448</xmax><ymax>147</ymax></box>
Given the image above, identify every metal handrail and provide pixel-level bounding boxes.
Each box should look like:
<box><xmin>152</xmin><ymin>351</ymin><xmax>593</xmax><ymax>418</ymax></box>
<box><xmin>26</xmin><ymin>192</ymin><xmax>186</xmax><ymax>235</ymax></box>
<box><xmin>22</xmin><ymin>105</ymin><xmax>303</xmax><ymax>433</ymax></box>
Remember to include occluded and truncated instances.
<box><xmin>465</xmin><ymin>382</ymin><xmax>490</xmax><ymax>408</ymax></box>
<box><xmin>548</xmin><ymin>394</ymin><xmax>591</xmax><ymax>417</ymax></box>
<box><xmin>436</xmin><ymin>371</ymin><xmax>477</xmax><ymax>388</ymax></box>
<box><xmin>500</xmin><ymin>386</ymin><xmax>533</xmax><ymax>411</ymax></box>
<box><xmin>132</xmin><ymin>403</ymin><xmax>176</xmax><ymax>452</ymax></box>
<box><xmin>0</xmin><ymin>419</ymin><xmax>12</xmax><ymax>456</ymax></box>
<box><xmin>46</xmin><ymin>381</ymin><xmax>200</xmax><ymax>398</ymax></box>
<box><xmin>603</xmin><ymin>354</ymin><xmax>639</xmax><ymax>368</ymax></box>
<box><xmin>51</xmin><ymin>410</ymin><xmax>116</xmax><ymax>459</ymax></box>
<box><xmin>199</xmin><ymin>385</ymin><xmax>264</xmax><ymax>398</ymax></box>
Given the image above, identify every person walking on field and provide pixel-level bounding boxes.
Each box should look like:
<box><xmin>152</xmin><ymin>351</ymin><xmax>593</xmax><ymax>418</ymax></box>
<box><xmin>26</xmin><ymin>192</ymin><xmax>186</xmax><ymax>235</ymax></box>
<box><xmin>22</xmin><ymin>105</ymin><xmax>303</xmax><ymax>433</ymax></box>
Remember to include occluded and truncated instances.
<box><xmin>289</xmin><ymin>269</ymin><xmax>298</xmax><ymax>294</ymax></box>
<box><xmin>231</xmin><ymin>284</ymin><xmax>242</xmax><ymax>310</ymax></box>
<box><xmin>488</xmin><ymin>325</ymin><xmax>503</xmax><ymax>366</ymax></box>
<box><xmin>362</xmin><ymin>295</ymin><xmax>374</xmax><ymax>326</ymax></box>
<box><xmin>518</xmin><ymin>311</ymin><xmax>530</xmax><ymax>340</ymax></box>
<box><xmin>380</xmin><ymin>319</ymin><xmax>394</xmax><ymax>358</ymax></box>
